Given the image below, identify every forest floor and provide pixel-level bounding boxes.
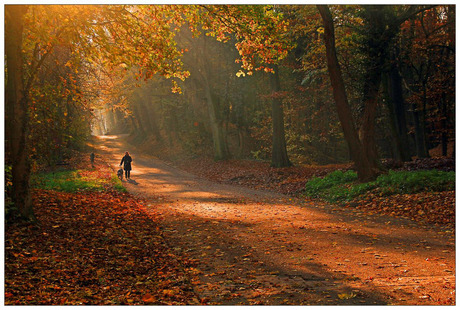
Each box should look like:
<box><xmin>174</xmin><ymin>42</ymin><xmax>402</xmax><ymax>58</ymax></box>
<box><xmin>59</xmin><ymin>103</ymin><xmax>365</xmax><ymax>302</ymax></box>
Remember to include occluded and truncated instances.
<box><xmin>4</xmin><ymin>150</ymin><xmax>199</xmax><ymax>305</ymax></box>
<box><xmin>95</xmin><ymin>134</ymin><xmax>455</xmax><ymax>305</ymax></box>
<box><xmin>5</xmin><ymin>134</ymin><xmax>454</xmax><ymax>305</ymax></box>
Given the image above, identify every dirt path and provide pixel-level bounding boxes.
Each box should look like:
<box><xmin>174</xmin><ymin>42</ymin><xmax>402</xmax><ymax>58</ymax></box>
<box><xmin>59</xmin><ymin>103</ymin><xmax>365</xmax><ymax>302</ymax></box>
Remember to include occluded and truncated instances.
<box><xmin>96</xmin><ymin>135</ymin><xmax>455</xmax><ymax>305</ymax></box>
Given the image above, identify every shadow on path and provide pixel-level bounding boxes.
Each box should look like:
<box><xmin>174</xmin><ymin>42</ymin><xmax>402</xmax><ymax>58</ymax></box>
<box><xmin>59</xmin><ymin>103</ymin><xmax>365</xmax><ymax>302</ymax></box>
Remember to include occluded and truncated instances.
<box><xmin>126</xmin><ymin>179</ymin><xmax>139</xmax><ymax>185</ymax></box>
<box><xmin>95</xmin><ymin>135</ymin><xmax>455</xmax><ymax>305</ymax></box>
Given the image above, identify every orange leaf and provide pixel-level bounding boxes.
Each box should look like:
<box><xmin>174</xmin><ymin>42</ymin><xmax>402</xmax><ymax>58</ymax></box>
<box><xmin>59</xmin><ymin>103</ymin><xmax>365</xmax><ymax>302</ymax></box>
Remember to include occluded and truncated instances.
<box><xmin>142</xmin><ymin>293</ymin><xmax>156</xmax><ymax>303</ymax></box>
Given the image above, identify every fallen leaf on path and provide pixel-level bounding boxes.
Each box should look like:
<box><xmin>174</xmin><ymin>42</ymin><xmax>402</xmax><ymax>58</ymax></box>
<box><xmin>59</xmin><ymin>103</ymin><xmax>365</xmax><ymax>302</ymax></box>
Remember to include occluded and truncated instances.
<box><xmin>338</xmin><ymin>292</ymin><xmax>356</xmax><ymax>300</ymax></box>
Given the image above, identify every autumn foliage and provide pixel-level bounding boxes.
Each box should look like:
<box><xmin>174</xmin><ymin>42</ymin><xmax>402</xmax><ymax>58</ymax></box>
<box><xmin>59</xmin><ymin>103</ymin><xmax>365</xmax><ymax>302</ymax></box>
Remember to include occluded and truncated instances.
<box><xmin>5</xmin><ymin>157</ymin><xmax>199</xmax><ymax>305</ymax></box>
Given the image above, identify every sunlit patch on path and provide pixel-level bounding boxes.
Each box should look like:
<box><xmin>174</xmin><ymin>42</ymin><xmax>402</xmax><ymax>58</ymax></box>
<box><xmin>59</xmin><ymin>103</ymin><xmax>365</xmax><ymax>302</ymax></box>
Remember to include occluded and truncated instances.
<box><xmin>97</xmin><ymin>135</ymin><xmax>455</xmax><ymax>305</ymax></box>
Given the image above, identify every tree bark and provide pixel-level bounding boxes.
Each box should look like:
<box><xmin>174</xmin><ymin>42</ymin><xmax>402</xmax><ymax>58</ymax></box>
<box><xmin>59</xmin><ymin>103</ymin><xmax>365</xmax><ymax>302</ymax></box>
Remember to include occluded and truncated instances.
<box><xmin>317</xmin><ymin>5</ymin><xmax>377</xmax><ymax>182</ymax></box>
<box><xmin>412</xmin><ymin>102</ymin><xmax>429</xmax><ymax>158</ymax></box>
<box><xmin>440</xmin><ymin>95</ymin><xmax>448</xmax><ymax>156</ymax></box>
<box><xmin>132</xmin><ymin>103</ymin><xmax>146</xmax><ymax>137</ymax></box>
<box><xmin>383</xmin><ymin>72</ymin><xmax>410</xmax><ymax>162</ymax></box>
<box><xmin>269</xmin><ymin>64</ymin><xmax>292</xmax><ymax>168</ymax></box>
<box><xmin>360</xmin><ymin>67</ymin><xmax>382</xmax><ymax>170</ymax></box>
<box><xmin>385</xmin><ymin>50</ymin><xmax>412</xmax><ymax>162</ymax></box>
<box><xmin>5</xmin><ymin>5</ymin><xmax>35</xmax><ymax>221</ymax></box>
<box><xmin>200</xmin><ymin>37</ymin><xmax>230</xmax><ymax>161</ymax></box>
<box><xmin>203</xmin><ymin>76</ymin><xmax>230</xmax><ymax>160</ymax></box>
<box><xmin>359</xmin><ymin>5</ymin><xmax>406</xmax><ymax>171</ymax></box>
<box><xmin>145</xmin><ymin>98</ymin><xmax>163</xmax><ymax>144</ymax></box>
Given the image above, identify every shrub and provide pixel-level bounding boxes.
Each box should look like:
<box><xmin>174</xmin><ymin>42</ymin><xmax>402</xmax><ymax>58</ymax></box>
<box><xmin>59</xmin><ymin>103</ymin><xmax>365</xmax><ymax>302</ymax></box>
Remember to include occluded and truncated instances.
<box><xmin>304</xmin><ymin>169</ymin><xmax>455</xmax><ymax>202</ymax></box>
<box><xmin>374</xmin><ymin>170</ymin><xmax>455</xmax><ymax>195</ymax></box>
<box><xmin>304</xmin><ymin>170</ymin><xmax>357</xmax><ymax>198</ymax></box>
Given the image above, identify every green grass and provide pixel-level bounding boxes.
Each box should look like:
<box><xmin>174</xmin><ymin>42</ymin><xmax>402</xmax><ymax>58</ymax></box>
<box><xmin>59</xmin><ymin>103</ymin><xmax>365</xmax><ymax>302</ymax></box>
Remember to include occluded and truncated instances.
<box><xmin>110</xmin><ymin>174</ymin><xmax>126</xmax><ymax>192</ymax></box>
<box><xmin>304</xmin><ymin>169</ymin><xmax>455</xmax><ymax>202</ymax></box>
<box><xmin>31</xmin><ymin>169</ymin><xmax>126</xmax><ymax>193</ymax></box>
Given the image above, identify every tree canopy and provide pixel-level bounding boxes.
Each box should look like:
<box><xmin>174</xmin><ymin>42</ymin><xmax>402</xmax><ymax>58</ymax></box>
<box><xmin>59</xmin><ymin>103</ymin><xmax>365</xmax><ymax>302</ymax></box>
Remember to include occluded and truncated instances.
<box><xmin>5</xmin><ymin>4</ymin><xmax>455</xmax><ymax>221</ymax></box>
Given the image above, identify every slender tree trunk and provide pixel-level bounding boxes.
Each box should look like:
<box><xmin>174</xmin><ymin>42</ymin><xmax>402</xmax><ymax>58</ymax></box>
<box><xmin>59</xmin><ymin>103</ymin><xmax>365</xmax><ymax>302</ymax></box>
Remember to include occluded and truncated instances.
<box><xmin>269</xmin><ymin>64</ymin><xmax>292</xmax><ymax>168</ymax></box>
<box><xmin>237</xmin><ymin>129</ymin><xmax>245</xmax><ymax>158</ymax></box>
<box><xmin>203</xmin><ymin>77</ymin><xmax>230</xmax><ymax>160</ymax></box>
<box><xmin>447</xmin><ymin>5</ymin><xmax>455</xmax><ymax>158</ymax></box>
<box><xmin>385</xmin><ymin>50</ymin><xmax>412</xmax><ymax>161</ymax></box>
<box><xmin>317</xmin><ymin>5</ymin><xmax>377</xmax><ymax>182</ymax></box>
<box><xmin>200</xmin><ymin>38</ymin><xmax>230</xmax><ymax>161</ymax></box>
<box><xmin>360</xmin><ymin>5</ymin><xmax>405</xmax><ymax>171</ymax></box>
<box><xmin>440</xmin><ymin>94</ymin><xmax>448</xmax><ymax>156</ymax></box>
<box><xmin>360</xmin><ymin>68</ymin><xmax>382</xmax><ymax>170</ymax></box>
<box><xmin>116</xmin><ymin>109</ymin><xmax>129</xmax><ymax>133</ymax></box>
<box><xmin>412</xmin><ymin>103</ymin><xmax>429</xmax><ymax>158</ymax></box>
<box><xmin>383</xmin><ymin>73</ymin><xmax>407</xmax><ymax>162</ymax></box>
<box><xmin>5</xmin><ymin>5</ymin><xmax>35</xmax><ymax>221</ymax></box>
<box><xmin>413</xmin><ymin>81</ymin><xmax>430</xmax><ymax>158</ymax></box>
<box><xmin>132</xmin><ymin>104</ymin><xmax>146</xmax><ymax>137</ymax></box>
<box><xmin>137</xmin><ymin>95</ymin><xmax>157</xmax><ymax>138</ymax></box>
<box><xmin>146</xmin><ymin>98</ymin><xmax>163</xmax><ymax>144</ymax></box>
<box><xmin>106</xmin><ymin>107</ymin><xmax>116</xmax><ymax>133</ymax></box>
<box><xmin>129</xmin><ymin>115</ymin><xmax>139</xmax><ymax>134</ymax></box>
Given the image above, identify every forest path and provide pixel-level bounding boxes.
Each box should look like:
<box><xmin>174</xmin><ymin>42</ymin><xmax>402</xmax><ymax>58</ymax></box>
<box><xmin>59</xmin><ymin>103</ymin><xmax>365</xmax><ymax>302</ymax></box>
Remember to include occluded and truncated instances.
<box><xmin>96</xmin><ymin>135</ymin><xmax>455</xmax><ymax>305</ymax></box>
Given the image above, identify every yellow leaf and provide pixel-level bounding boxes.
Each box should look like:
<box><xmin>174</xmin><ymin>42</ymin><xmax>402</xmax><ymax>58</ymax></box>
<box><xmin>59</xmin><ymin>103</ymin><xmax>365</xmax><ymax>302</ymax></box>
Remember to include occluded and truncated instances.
<box><xmin>236</xmin><ymin>70</ymin><xmax>246</xmax><ymax>77</ymax></box>
<box><xmin>338</xmin><ymin>292</ymin><xmax>356</xmax><ymax>300</ymax></box>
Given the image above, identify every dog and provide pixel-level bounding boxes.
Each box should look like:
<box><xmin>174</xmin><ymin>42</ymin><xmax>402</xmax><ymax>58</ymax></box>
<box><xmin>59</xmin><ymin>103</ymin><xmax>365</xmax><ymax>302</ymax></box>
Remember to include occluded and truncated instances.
<box><xmin>117</xmin><ymin>168</ymin><xmax>124</xmax><ymax>181</ymax></box>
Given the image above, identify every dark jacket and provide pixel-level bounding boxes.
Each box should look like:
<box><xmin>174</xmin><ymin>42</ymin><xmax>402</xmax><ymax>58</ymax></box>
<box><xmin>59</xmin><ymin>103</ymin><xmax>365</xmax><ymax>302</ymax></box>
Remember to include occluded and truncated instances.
<box><xmin>120</xmin><ymin>155</ymin><xmax>132</xmax><ymax>171</ymax></box>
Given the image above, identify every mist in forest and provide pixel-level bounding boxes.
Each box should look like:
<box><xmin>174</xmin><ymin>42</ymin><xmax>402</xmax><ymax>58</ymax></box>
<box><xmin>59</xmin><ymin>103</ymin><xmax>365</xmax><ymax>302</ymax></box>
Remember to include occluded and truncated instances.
<box><xmin>89</xmin><ymin>5</ymin><xmax>454</xmax><ymax>169</ymax></box>
<box><xmin>5</xmin><ymin>5</ymin><xmax>455</xmax><ymax>220</ymax></box>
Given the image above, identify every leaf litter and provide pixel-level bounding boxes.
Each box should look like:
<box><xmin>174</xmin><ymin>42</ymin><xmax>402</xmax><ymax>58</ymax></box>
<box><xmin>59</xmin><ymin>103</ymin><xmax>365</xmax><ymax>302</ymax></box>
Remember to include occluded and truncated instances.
<box><xmin>172</xmin><ymin>157</ymin><xmax>454</xmax><ymax>229</ymax></box>
<box><xmin>6</xmin><ymin>147</ymin><xmax>454</xmax><ymax>305</ymax></box>
<box><xmin>4</xmin><ymin>154</ymin><xmax>200</xmax><ymax>305</ymax></box>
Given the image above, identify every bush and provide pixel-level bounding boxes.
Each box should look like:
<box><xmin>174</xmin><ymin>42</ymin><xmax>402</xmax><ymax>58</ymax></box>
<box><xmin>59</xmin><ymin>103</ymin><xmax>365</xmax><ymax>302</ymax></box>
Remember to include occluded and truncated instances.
<box><xmin>375</xmin><ymin>170</ymin><xmax>455</xmax><ymax>195</ymax></box>
<box><xmin>304</xmin><ymin>170</ymin><xmax>357</xmax><ymax>198</ymax></box>
<box><xmin>304</xmin><ymin>169</ymin><xmax>455</xmax><ymax>202</ymax></box>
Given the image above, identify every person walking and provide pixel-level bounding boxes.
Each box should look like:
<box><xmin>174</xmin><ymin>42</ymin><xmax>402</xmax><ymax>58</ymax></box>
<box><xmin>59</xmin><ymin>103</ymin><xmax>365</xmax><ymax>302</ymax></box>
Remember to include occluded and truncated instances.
<box><xmin>120</xmin><ymin>151</ymin><xmax>133</xmax><ymax>180</ymax></box>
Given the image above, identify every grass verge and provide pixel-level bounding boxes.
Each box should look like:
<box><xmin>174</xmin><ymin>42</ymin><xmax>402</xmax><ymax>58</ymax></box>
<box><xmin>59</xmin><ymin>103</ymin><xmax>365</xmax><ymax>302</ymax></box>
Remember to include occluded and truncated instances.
<box><xmin>31</xmin><ymin>169</ymin><xmax>126</xmax><ymax>193</ymax></box>
<box><xmin>304</xmin><ymin>169</ymin><xmax>455</xmax><ymax>203</ymax></box>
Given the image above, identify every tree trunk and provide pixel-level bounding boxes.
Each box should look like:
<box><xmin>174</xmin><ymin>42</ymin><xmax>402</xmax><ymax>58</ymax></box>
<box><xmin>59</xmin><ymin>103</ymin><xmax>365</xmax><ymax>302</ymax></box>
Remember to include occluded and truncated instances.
<box><xmin>360</xmin><ymin>5</ymin><xmax>405</xmax><ymax>171</ymax></box>
<box><xmin>360</xmin><ymin>68</ymin><xmax>382</xmax><ymax>170</ymax></box>
<box><xmin>237</xmin><ymin>128</ymin><xmax>245</xmax><ymax>158</ymax></box>
<box><xmin>412</xmin><ymin>103</ymin><xmax>429</xmax><ymax>158</ymax></box>
<box><xmin>131</xmin><ymin>103</ymin><xmax>146</xmax><ymax>137</ymax></box>
<box><xmin>317</xmin><ymin>5</ymin><xmax>377</xmax><ymax>182</ymax></box>
<box><xmin>146</xmin><ymin>98</ymin><xmax>163</xmax><ymax>144</ymax></box>
<box><xmin>269</xmin><ymin>64</ymin><xmax>292</xmax><ymax>168</ymax></box>
<box><xmin>440</xmin><ymin>94</ymin><xmax>448</xmax><ymax>157</ymax></box>
<box><xmin>114</xmin><ymin>109</ymin><xmax>128</xmax><ymax>133</ymax></box>
<box><xmin>383</xmin><ymin>72</ymin><xmax>407</xmax><ymax>162</ymax></box>
<box><xmin>203</xmin><ymin>77</ymin><xmax>230</xmax><ymax>160</ymax></box>
<box><xmin>385</xmin><ymin>50</ymin><xmax>412</xmax><ymax>162</ymax></box>
<box><xmin>200</xmin><ymin>38</ymin><xmax>230</xmax><ymax>161</ymax></box>
<box><xmin>5</xmin><ymin>5</ymin><xmax>35</xmax><ymax>221</ymax></box>
<box><xmin>106</xmin><ymin>107</ymin><xmax>116</xmax><ymax>133</ymax></box>
<box><xmin>412</xmin><ymin>81</ymin><xmax>430</xmax><ymax>158</ymax></box>
<box><xmin>129</xmin><ymin>115</ymin><xmax>139</xmax><ymax>134</ymax></box>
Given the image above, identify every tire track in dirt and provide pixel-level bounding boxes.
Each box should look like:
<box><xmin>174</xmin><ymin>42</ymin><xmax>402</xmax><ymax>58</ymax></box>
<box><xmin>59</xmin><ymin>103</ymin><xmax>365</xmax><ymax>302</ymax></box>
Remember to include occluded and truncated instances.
<box><xmin>96</xmin><ymin>135</ymin><xmax>455</xmax><ymax>305</ymax></box>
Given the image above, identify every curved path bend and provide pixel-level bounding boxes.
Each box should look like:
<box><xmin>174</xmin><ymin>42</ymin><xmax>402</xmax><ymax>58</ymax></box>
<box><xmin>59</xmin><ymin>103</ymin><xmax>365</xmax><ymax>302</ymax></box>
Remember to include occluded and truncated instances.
<box><xmin>97</xmin><ymin>135</ymin><xmax>455</xmax><ymax>305</ymax></box>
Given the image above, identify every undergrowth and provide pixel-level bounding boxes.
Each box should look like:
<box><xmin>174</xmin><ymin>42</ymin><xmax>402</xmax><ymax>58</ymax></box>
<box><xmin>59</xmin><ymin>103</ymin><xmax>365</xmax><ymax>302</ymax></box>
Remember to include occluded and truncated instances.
<box><xmin>31</xmin><ymin>169</ymin><xmax>126</xmax><ymax>193</ymax></box>
<box><xmin>304</xmin><ymin>169</ymin><xmax>455</xmax><ymax>202</ymax></box>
